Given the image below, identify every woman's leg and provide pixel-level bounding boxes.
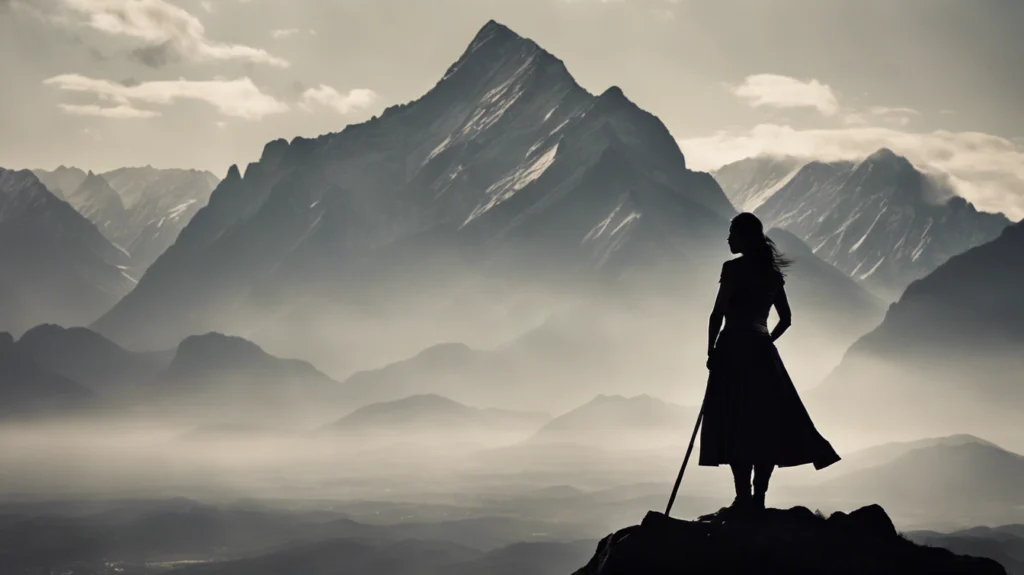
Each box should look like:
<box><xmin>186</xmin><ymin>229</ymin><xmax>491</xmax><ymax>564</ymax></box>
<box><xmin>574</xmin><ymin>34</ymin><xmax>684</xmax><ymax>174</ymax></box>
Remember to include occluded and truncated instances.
<box><xmin>729</xmin><ymin>462</ymin><xmax>753</xmax><ymax>506</ymax></box>
<box><xmin>752</xmin><ymin>463</ymin><xmax>775</xmax><ymax>509</ymax></box>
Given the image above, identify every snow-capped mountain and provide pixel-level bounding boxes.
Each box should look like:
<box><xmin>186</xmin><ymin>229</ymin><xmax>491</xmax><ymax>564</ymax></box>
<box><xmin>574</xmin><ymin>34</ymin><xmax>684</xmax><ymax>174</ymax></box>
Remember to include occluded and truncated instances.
<box><xmin>92</xmin><ymin>21</ymin><xmax>735</xmax><ymax>347</ymax></box>
<box><xmin>92</xmin><ymin>21</ymin><xmax>882</xmax><ymax>366</ymax></box>
<box><xmin>32</xmin><ymin>166</ymin><xmax>218</xmax><ymax>272</ymax></box>
<box><xmin>712</xmin><ymin>155</ymin><xmax>803</xmax><ymax>212</ymax></box>
<box><xmin>0</xmin><ymin>168</ymin><xmax>134</xmax><ymax>336</ymax></box>
<box><xmin>734</xmin><ymin>149</ymin><xmax>1011</xmax><ymax>300</ymax></box>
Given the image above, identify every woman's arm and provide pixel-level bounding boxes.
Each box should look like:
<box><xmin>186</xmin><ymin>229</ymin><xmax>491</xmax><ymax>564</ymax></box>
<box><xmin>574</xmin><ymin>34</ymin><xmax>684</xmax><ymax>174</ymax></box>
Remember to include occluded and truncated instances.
<box><xmin>708</xmin><ymin>266</ymin><xmax>732</xmax><ymax>357</ymax></box>
<box><xmin>770</xmin><ymin>285</ymin><xmax>792</xmax><ymax>343</ymax></box>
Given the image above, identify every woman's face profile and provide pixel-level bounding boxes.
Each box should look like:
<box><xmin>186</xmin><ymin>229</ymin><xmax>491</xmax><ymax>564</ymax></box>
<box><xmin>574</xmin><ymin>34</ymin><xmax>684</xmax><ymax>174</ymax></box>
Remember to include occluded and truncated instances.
<box><xmin>728</xmin><ymin>225</ymin><xmax>743</xmax><ymax>254</ymax></box>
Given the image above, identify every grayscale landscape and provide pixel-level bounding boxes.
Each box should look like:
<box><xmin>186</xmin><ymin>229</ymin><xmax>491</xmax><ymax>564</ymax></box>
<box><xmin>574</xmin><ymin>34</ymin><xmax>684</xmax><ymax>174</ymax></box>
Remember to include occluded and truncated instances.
<box><xmin>1</xmin><ymin>1</ymin><xmax>1022</xmax><ymax>573</ymax></box>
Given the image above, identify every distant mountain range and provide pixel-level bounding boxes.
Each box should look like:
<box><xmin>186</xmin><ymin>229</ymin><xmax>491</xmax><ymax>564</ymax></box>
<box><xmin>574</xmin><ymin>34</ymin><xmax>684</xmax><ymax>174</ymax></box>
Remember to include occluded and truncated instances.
<box><xmin>0</xmin><ymin>327</ymin><xmax>343</xmax><ymax>422</ymax></box>
<box><xmin>33</xmin><ymin>165</ymin><xmax>219</xmax><ymax>273</ymax></box>
<box><xmin>59</xmin><ymin>170</ymin><xmax>128</xmax><ymax>243</ymax></box>
<box><xmin>529</xmin><ymin>394</ymin><xmax>697</xmax><ymax>449</ymax></box>
<box><xmin>323</xmin><ymin>394</ymin><xmax>548</xmax><ymax>442</ymax></box>
<box><xmin>907</xmin><ymin>527</ymin><xmax>1024</xmax><ymax>575</ymax></box>
<box><xmin>12</xmin><ymin>324</ymin><xmax>170</xmax><ymax>396</ymax></box>
<box><xmin>712</xmin><ymin>155</ymin><xmax>804</xmax><ymax>213</ymax></box>
<box><xmin>158</xmin><ymin>332</ymin><xmax>345</xmax><ymax>423</ymax></box>
<box><xmin>805</xmin><ymin>436</ymin><xmax>1024</xmax><ymax>529</ymax></box>
<box><xmin>714</xmin><ymin>151</ymin><xmax>1012</xmax><ymax>300</ymax></box>
<box><xmin>0</xmin><ymin>168</ymin><xmax>134</xmax><ymax>336</ymax></box>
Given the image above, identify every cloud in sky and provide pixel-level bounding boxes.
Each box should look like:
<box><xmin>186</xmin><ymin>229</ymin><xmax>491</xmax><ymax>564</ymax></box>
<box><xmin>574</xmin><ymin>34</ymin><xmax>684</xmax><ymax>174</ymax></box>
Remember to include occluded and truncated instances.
<box><xmin>58</xmin><ymin>102</ymin><xmax>160</xmax><ymax>118</ymax></box>
<box><xmin>44</xmin><ymin>74</ymin><xmax>290</xmax><ymax>119</ymax></box>
<box><xmin>842</xmin><ymin>106</ymin><xmax>920</xmax><ymax>127</ymax></box>
<box><xmin>678</xmin><ymin>124</ymin><xmax>1024</xmax><ymax>220</ymax></box>
<box><xmin>270</xmin><ymin>28</ymin><xmax>299</xmax><ymax>39</ymax></box>
<box><xmin>62</xmin><ymin>0</ymin><xmax>288</xmax><ymax>67</ymax></box>
<box><xmin>299</xmin><ymin>85</ymin><xmax>378</xmax><ymax>115</ymax></box>
<box><xmin>732</xmin><ymin>74</ymin><xmax>840</xmax><ymax>116</ymax></box>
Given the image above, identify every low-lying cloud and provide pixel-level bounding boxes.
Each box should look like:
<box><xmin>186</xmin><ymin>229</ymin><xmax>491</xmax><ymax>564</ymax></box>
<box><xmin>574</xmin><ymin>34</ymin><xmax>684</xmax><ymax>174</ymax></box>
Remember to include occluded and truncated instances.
<box><xmin>44</xmin><ymin>74</ymin><xmax>290</xmax><ymax>120</ymax></box>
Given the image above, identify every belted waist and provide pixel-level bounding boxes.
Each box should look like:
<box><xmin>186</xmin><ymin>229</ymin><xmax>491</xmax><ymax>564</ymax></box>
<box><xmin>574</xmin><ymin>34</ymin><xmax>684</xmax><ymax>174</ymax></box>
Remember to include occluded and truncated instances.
<box><xmin>723</xmin><ymin>319</ymin><xmax>769</xmax><ymax>334</ymax></box>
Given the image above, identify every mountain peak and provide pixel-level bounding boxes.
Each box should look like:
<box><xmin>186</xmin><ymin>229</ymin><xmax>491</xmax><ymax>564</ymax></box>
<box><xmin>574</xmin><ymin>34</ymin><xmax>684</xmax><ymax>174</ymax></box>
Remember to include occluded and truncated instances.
<box><xmin>260</xmin><ymin>138</ymin><xmax>290</xmax><ymax>165</ymax></box>
<box><xmin>599</xmin><ymin>85</ymin><xmax>627</xmax><ymax>101</ymax></box>
<box><xmin>439</xmin><ymin>19</ymin><xmax>561</xmax><ymax>88</ymax></box>
<box><xmin>79</xmin><ymin>171</ymin><xmax>111</xmax><ymax>188</ymax></box>
<box><xmin>592</xmin><ymin>393</ymin><xmax>658</xmax><ymax>405</ymax></box>
<box><xmin>864</xmin><ymin>147</ymin><xmax>911</xmax><ymax>169</ymax></box>
<box><xmin>470</xmin><ymin>19</ymin><xmax>522</xmax><ymax>50</ymax></box>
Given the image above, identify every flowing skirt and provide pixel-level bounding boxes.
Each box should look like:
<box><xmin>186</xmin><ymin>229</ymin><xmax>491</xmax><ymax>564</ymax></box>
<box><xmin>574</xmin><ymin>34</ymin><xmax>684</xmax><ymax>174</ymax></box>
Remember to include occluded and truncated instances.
<box><xmin>698</xmin><ymin>328</ymin><xmax>840</xmax><ymax>470</ymax></box>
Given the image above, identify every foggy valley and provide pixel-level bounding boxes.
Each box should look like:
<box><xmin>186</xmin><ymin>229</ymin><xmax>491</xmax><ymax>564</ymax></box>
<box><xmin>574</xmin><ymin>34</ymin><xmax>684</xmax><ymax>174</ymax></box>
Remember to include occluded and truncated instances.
<box><xmin>2</xmin><ymin>1</ymin><xmax>1023</xmax><ymax>574</ymax></box>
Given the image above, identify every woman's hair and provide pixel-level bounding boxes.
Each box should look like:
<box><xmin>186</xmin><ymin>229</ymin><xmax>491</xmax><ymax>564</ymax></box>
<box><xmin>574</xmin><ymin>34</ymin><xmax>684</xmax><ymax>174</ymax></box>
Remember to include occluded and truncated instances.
<box><xmin>731</xmin><ymin>212</ymin><xmax>792</xmax><ymax>275</ymax></box>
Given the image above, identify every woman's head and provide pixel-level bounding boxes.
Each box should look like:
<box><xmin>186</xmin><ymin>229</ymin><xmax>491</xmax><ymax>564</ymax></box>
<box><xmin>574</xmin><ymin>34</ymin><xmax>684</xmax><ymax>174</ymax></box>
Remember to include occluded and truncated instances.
<box><xmin>728</xmin><ymin>212</ymin><xmax>791</xmax><ymax>273</ymax></box>
<box><xmin>727</xmin><ymin>212</ymin><xmax>766</xmax><ymax>254</ymax></box>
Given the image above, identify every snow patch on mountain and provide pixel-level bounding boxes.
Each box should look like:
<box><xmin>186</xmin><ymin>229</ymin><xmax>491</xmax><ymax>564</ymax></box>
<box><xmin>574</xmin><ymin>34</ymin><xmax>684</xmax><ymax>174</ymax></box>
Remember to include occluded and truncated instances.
<box><xmin>464</xmin><ymin>143</ymin><xmax>559</xmax><ymax>225</ymax></box>
<box><xmin>744</xmin><ymin>152</ymin><xmax>1011</xmax><ymax>300</ymax></box>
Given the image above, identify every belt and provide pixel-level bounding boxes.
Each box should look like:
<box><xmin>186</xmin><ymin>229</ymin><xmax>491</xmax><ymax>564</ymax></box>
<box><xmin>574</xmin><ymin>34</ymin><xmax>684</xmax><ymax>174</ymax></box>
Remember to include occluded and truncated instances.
<box><xmin>724</xmin><ymin>320</ymin><xmax>770</xmax><ymax>334</ymax></box>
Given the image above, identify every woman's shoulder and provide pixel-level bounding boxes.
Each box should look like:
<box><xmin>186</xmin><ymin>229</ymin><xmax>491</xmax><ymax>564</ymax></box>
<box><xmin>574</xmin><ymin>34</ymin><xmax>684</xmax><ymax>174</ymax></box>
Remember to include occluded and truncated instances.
<box><xmin>723</xmin><ymin>257</ymin><xmax>784</xmax><ymax>284</ymax></box>
<box><xmin>719</xmin><ymin>258</ymin><xmax>741</xmax><ymax>282</ymax></box>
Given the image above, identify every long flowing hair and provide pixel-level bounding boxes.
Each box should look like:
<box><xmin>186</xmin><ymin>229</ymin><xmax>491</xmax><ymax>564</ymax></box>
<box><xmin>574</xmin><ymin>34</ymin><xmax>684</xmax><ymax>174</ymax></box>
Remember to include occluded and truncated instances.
<box><xmin>731</xmin><ymin>212</ymin><xmax>792</xmax><ymax>275</ymax></box>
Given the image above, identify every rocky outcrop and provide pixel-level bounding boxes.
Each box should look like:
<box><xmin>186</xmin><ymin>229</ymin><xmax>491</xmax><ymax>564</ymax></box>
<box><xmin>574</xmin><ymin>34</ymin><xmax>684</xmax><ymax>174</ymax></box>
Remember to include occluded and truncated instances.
<box><xmin>574</xmin><ymin>505</ymin><xmax>1005</xmax><ymax>575</ymax></box>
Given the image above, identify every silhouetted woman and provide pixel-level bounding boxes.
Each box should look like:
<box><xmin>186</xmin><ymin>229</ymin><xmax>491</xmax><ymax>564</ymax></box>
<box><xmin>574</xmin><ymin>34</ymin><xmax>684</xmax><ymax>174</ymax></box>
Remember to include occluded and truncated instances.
<box><xmin>700</xmin><ymin>213</ymin><xmax>840</xmax><ymax>512</ymax></box>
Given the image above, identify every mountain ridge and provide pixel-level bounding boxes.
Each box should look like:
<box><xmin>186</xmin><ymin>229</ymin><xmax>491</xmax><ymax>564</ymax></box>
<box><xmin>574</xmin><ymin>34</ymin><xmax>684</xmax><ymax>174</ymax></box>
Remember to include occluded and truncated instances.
<box><xmin>90</xmin><ymin>20</ymin><xmax>736</xmax><ymax>349</ymax></box>
<box><xmin>714</xmin><ymin>151</ymin><xmax>1011</xmax><ymax>300</ymax></box>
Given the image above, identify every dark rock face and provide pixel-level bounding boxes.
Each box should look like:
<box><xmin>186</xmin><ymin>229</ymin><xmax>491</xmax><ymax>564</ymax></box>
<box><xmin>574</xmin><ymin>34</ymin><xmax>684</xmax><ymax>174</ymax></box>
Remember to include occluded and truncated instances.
<box><xmin>574</xmin><ymin>506</ymin><xmax>1006</xmax><ymax>575</ymax></box>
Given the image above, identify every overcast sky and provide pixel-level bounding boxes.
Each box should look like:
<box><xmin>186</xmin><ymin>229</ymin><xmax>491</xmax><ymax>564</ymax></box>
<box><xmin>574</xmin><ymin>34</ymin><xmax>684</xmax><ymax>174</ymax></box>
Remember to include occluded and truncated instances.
<box><xmin>2</xmin><ymin>0</ymin><xmax>1023</xmax><ymax>218</ymax></box>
